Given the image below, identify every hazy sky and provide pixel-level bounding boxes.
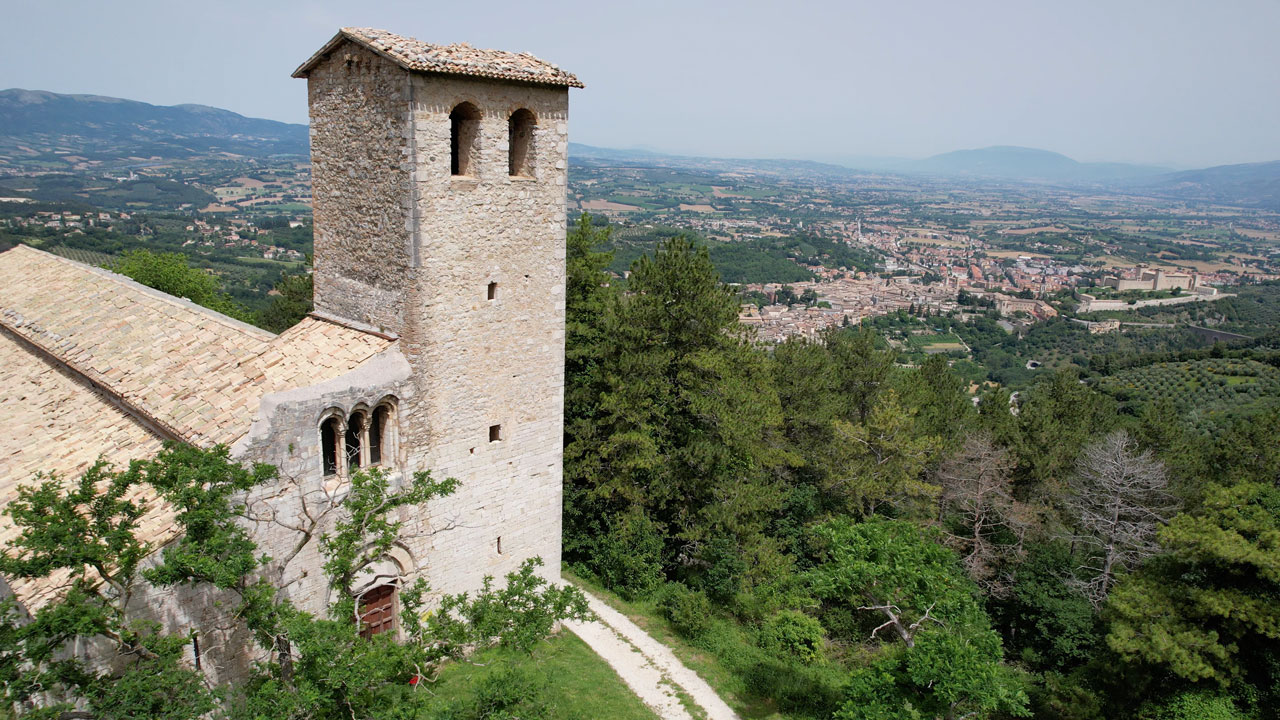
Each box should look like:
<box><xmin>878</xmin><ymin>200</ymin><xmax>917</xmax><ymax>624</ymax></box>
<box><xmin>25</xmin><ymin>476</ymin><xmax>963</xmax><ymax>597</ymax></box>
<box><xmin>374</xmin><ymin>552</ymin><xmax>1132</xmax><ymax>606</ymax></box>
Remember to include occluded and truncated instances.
<box><xmin>3</xmin><ymin>0</ymin><xmax>1278</xmax><ymax>168</ymax></box>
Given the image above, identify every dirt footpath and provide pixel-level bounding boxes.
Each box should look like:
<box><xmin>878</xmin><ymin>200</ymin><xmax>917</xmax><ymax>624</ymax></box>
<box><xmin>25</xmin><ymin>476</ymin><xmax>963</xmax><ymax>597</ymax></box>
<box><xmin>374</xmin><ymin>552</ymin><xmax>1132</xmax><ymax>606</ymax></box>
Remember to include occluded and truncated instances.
<box><xmin>565</xmin><ymin>586</ymin><xmax>739</xmax><ymax>720</ymax></box>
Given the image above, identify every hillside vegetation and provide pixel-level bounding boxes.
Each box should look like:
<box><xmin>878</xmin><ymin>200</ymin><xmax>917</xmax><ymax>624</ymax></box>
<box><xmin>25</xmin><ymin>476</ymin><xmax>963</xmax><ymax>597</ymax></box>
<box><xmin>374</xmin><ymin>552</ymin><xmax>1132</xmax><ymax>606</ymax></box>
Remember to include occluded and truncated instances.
<box><xmin>1096</xmin><ymin>357</ymin><xmax>1280</xmax><ymax>433</ymax></box>
<box><xmin>562</xmin><ymin>213</ymin><xmax>1280</xmax><ymax>720</ymax></box>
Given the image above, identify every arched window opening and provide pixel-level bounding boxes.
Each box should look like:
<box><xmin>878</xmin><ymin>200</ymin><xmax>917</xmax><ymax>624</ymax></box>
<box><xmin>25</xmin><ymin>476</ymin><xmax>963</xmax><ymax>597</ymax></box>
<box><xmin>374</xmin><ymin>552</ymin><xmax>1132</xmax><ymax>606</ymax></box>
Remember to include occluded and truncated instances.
<box><xmin>321</xmin><ymin>416</ymin><xmax>341</xmax><ymax>477</ymax></box>
<box><xmin>357</xmin><ymin>584</ymin><xmax>397</xmax><ymax>638</ymax></box>
<box><xmin>345</xmin><ymin>413</ymin><xmax>365</xmax><ymax>473</ymax></box>
<box><xmin>369</xmin><ymin>404</ymin><xmax>391</xmax><ymax>466</ymax></box>
<box><xmin>508</xmin><ymin>109</ymin><xmax>536</xmax><ymax>177</ymax></box>
<box><xmin>449</xmin><ymin>102</ymin><xmax>481</xmax><ymax>176</ymax></box>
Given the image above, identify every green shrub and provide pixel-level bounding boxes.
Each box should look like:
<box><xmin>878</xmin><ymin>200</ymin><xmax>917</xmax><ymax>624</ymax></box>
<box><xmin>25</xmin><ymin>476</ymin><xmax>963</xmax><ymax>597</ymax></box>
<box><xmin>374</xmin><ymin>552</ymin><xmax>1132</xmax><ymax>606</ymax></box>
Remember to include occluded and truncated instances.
<box><xmin>733</xmin><ymin>574</ymin><xmax>813</xmax><ymax>623</ymax></box>
<box><xmin>1028</xmin><ymin>670</ymin><xmax>1105</xmax><ymax>720</ymax></box>
<box><xmin>743</xmin><ymin>655</ymin><xmax>848</xmax><ymax>717</ymax></box>
<box><xmin>757</xmin><ymin>610</ymin><xmax>825</xmax><ymax>664</ymax></box>
<box><xmin>698</xmin><ymin>536</ymin><xmax>746</xmax><ymax>605</ymax></box>
<box><xmin>594</xmin><ymin>510</ymin><xmax>665</xmax><ymax>599</ymax></box>
<box><xmin>436</xmin><ymin>664</ymin><xmax>552</xmax><ymax>720</ymax></box>
<box><xmin>658</xmin><ymin>583</ymin><xmax>714</xmax><ymax>639</ymax></box>
<box><xmin>1138</xmin><ymin>690</ymin><xmax>1247</xmax><ymax>720</ymax></box>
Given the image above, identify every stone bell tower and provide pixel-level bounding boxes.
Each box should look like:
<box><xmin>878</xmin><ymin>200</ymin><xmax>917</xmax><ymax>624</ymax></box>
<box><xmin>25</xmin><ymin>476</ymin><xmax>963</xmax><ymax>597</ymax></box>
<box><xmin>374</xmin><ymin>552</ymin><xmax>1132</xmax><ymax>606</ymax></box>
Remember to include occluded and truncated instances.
<box><xmin>294</xmin><ymin>28</ymin><xmax>582</xmax><ymax>589</ymax></box>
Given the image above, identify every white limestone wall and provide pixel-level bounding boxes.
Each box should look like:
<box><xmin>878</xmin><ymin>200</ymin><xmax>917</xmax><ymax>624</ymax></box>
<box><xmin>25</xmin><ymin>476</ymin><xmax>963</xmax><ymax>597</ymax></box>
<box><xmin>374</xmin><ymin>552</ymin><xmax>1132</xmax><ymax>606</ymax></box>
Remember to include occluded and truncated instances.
<box><xmin>396</xmin><ymin>73</ymin><xmax>568</xmax><ymax>594</ymax></box>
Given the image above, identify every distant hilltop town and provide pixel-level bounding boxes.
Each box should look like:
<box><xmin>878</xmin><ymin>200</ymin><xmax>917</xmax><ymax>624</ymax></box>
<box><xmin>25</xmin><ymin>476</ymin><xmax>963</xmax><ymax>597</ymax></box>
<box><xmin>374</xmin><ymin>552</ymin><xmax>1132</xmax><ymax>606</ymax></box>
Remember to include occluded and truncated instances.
<box><xmin>730</xmin><ymin>220</ymin><xmax>1243</xmax><ymax>342</ymax></box>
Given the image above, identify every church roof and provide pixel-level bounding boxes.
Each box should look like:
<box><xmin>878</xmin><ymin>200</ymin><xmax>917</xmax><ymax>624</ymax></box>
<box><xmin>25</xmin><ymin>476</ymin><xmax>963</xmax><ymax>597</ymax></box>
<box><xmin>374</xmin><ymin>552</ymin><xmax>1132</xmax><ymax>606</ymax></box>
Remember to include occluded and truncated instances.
<box><xmin>0</xmin><ymin>246</ymin><xmax>392</xmax><ymax>447</ymax></box>
<box><xmin>293</xmin><ymin>27</ymin><xmax>584</xmax><ymax>88</ymax></box>
<box><xmin>0</xmin><ymin>245</ymin><xmax>394</xmax><ymax>607</ymax></box>
<box><xmin>0</xmin><ymin>329</ymin><xmax>167</xmax><ymax>609</ymax></box>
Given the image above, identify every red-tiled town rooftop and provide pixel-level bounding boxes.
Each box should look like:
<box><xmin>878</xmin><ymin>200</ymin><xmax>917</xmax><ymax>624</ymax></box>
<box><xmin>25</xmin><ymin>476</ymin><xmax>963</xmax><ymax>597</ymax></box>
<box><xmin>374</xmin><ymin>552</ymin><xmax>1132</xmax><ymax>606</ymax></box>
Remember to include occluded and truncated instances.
<box><xmin>293</xmin><ymin>27</ymin><xmax>584</xmax><ymax>88</ymax></box>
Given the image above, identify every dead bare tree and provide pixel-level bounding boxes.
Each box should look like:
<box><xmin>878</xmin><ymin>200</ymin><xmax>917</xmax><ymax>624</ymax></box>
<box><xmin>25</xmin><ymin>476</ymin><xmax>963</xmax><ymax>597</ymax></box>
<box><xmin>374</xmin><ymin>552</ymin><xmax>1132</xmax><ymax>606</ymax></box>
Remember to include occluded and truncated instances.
<box><xmin>1065</xmin><ymin>429</ymin><xmax>1176</xmax><ymax>608</ymax></box>
<box><xmin>934</xmin><ymin>432</ymin><xmax>1030</xmax><ymax>595</ymax></box>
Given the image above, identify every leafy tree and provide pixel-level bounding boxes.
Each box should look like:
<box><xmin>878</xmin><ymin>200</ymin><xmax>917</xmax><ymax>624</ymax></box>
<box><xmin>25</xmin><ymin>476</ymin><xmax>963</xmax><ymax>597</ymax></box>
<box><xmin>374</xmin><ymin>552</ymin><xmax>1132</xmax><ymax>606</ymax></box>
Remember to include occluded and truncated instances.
<box><xmin>590</xmin><ymin>508</ymin><xmax>666</xmax><ymax>600</ymax></box>
<box><xmin>321</xmin><ymin>467</ymin><xmax>459</xmax><ymax>604</ymax></box>
<box><xmin>830</xmin><ymin>326</ymin><xmax>895</xmax><ymax>424</ymax></box>
<box><xmin>113</xmin><ymin>248</ymin><xmax>253</xmax><ymax>323</ymax></box>
<box><xmin>1013</xmin><ymin>369</ymin><xmax>1117</xmax><ymax>500</ymax></box>
<box><xmin>1130</xmin><ymin>398</ymin><xmax>1213</xmax><ymax>505</ymax></box>
<box><xmin>898</xmin><ymin>354</ymin><xmax>973</xmax><ymax>449</ymax></box>
<box><xmin>257</xmin><ymin>268</ymin><xmax>313</xmax><ymax>333</ymax></box>
<box><xmin>0</xmin><ymin>445</ymin><xmax>588</xmax><ymax>719</ymax></box>
<box><xmin>824</xmin><ymin>391</ymin><xmax>942</xmax><ymax>519</ymax></box>
<box><xmin>564</xmin><ymin>212</ymin><xmax>614</xmax><ymax>418</ymax></box>
<box><xmin>564</xmin><ymin>235</ymin><xmax>790</xmax><ymax>587</ymax></box>
<box><xmin>771</xmin><ymin>335</ymin><xmax>848</xmax><ymax>540</ymax></box>
<box><xmin>974</xmin><ymin>386</ymin><xmax>1020</xmax><ymax>449</ymax></box>
<box><xmin>994</xmin><ymin>542</ymin><xmax>1101</xmax><ymax>673</ymax></box>
<box><xmin>1136</xmin><ymin>690</ymin><xmax>1249</xmax><ymax>720</ymax></box>
<box><xmin>0</xmin><ymin>451</ymin><xmax>238</xmax><ymax>718</ymax></box>
<box><xmin>810</xmin><ymin>518</ymin><xmax>1030</xmax><ymax>720</ymax></box>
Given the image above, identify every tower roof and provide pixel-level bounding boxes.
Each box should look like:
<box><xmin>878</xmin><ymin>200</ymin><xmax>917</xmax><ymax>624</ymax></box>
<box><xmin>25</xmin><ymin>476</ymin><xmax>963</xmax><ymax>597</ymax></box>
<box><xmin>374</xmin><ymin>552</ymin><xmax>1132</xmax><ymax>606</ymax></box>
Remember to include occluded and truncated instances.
<box><xmin>293</xmin><ymin>27</ymin><xmax>584</xmax><ymax>88</ymax></box>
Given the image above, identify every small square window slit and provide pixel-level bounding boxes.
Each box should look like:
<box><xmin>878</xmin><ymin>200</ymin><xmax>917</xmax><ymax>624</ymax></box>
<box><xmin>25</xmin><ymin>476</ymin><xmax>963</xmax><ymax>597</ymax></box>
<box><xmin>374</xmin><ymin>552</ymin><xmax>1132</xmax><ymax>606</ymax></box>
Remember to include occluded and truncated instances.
<box><xmin>489</xmin><ymin>424</ymin><xmax>502</xmax><ymax>442</ymax></box>
<box><xmin>487</xmin><ymin>282</ymin><xmax>497</xmax><ymax>300</ymax></box>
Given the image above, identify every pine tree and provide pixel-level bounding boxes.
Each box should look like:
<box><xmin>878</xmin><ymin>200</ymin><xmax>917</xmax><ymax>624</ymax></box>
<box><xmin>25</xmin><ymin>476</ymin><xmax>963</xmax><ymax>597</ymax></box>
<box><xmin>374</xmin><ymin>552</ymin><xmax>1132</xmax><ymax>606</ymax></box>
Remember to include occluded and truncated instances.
<box><xmin>564</xmin><ymin>235</ymin><xmax>790</xmax><ymax>586</ymax></box>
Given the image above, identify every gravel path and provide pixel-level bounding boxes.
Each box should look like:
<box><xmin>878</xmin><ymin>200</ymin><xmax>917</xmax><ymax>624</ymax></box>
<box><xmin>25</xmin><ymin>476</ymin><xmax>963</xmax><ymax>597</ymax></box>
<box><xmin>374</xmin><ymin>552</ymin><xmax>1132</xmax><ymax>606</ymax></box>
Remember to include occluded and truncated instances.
<box><xmin>565</xmin><ymin>586</ymin><xmax>739</xmax><ymax>720</ymax></box>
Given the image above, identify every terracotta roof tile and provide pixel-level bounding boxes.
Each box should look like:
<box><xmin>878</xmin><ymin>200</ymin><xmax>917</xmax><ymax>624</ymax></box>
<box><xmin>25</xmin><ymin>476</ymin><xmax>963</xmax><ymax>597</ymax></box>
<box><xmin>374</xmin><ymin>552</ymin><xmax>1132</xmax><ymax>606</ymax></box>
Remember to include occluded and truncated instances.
<box><xmin>293</xmin><ymin>27</ymin><xmax>583</xmax><ymax>88</ymax></box>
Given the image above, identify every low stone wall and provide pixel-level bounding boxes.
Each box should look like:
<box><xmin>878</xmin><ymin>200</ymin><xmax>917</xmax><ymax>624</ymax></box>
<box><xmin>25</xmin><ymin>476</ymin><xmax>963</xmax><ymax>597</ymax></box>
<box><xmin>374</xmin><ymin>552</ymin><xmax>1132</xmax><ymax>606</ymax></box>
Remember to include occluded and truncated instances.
<box><xmin>1077</xmin><ymin>292</ymin><xmax>1229</xmax><ymax>313</ymax></box>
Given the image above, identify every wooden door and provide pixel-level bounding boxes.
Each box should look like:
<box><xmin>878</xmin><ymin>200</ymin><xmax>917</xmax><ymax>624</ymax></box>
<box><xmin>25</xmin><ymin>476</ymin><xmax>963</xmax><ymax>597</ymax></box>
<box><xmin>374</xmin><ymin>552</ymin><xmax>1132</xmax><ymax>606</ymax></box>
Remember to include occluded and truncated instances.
<box><xmin>358</xmin><ymin>584</ymin><xmax>396</xmax><ymax>638</ymax></box>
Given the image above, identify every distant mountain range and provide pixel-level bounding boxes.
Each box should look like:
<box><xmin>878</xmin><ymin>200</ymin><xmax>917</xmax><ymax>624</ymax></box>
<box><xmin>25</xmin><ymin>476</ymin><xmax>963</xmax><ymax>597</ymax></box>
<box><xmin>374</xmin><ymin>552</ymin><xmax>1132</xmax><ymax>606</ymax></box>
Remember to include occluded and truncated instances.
<box><xmin>573</xmin><ymin>143</ymin><xmax>1280</xmax><ymax>211</ymax></box>
<box><xmin>1137</xmin><ymin>160</ymin><xmax>1280</xmax><ymax>211</ymax></box>
<box><xmin>2</xmin><ymin>90</ymin><xmax>1277</xmax><ymax>211</ymax></box>
<box><xmin>568</xmin><ymin>142</ymin><xmax>872</xmax><ymax>184</ymax></box>
<box><xmin>0</xmin><ymin>88</ymin><xmax>308</xmax><ymax>158</ymax></box>
<box><xmin>900</xmin><ymin>145</ymin><xmax>1172</xmax><ymax>183</ymax></box>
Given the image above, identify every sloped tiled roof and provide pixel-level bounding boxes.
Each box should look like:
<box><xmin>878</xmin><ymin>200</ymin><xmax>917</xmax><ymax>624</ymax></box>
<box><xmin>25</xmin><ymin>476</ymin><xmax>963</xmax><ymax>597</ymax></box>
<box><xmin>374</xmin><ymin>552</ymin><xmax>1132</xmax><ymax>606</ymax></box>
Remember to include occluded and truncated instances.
<box><xmin>0</xmin><ymin>245</ymin><xmax>392</xmax><ymax>447</ymax></box>
<box><xmin>0</xmin><ymin>330</ymin><xmax>168</xmax><ymax>609</ymax></box>
<box><xmin>293</xmin><ymin>27</ymin><xmax>584</xmax><ymax>88</ymax></box>
<box><xmin>0</xmin><ymin>245</ymin><xmax>395</xmax><ymax>608</ymax></box>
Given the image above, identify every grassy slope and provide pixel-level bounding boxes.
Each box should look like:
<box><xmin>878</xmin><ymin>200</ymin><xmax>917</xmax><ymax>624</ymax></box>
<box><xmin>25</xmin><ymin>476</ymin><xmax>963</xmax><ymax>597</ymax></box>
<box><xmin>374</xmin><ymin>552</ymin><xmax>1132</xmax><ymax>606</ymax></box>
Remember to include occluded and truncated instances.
<box><xmin>0</xmin><ymin>633</ymin><xmax>654</xmax><ymax>719</ymax></box>
<box><xmin>427</xmin><ymin>630</ymin><xmax>659</xmax><ymax>720</ymax></box>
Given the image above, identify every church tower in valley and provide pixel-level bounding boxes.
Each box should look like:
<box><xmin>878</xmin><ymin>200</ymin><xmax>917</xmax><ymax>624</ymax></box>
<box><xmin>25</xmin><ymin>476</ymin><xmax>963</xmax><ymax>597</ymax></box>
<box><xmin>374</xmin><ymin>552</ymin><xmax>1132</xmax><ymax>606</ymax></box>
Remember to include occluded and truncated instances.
<box><xmin>294</xmin><ymin>27</ymin><xmax>582</xmax><ymax>596</ymax></box>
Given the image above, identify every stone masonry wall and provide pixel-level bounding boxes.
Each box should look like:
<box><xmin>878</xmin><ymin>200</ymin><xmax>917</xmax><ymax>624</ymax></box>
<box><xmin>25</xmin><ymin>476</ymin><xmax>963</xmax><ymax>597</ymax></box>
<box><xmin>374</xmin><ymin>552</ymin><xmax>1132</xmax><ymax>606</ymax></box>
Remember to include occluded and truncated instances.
<box><xmin>122</xmin><ymin>349</ymin><xmax>416</xmax><ymax>686</ymax></box>
<box><xmin>9</xmin><ymin>43</ymin><xmax>573</xmax><ymax>694</ymax></box>
<box><xmin>308</xmin><ymin>42</ymin><xmax>414</xmax><ymax>336</ymax></box>
<box><xmin>305</xmin><ymin>47</ymin><xmax>569</xmax><ymax>600</ymax></box>
<box><xmin>397</xmin><ymin>73</ymin><xmax>569</xmax><ymax>595</ymax></box>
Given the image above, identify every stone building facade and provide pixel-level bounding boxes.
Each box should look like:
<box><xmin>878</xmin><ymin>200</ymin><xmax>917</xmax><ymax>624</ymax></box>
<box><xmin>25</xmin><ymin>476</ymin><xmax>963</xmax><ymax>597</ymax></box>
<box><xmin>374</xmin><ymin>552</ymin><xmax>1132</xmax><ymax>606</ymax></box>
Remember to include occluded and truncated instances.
<box><xmin>289</xmin><ymin>25</ymin><xmax>582</xmax><ymax>613</ymax></box>
<box><xmin>1103</xmin><ymin>268</ymin><xmax>1201</xmax><ymax>292</ymax></box>
<box><xmin>0</xmin><ymin>27</ymin><xmax>580</xmax><ymax>682</ymax></box>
